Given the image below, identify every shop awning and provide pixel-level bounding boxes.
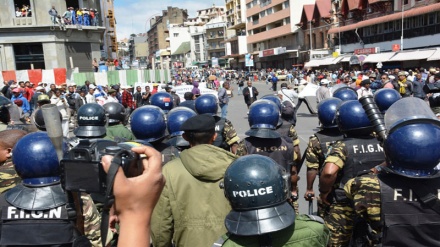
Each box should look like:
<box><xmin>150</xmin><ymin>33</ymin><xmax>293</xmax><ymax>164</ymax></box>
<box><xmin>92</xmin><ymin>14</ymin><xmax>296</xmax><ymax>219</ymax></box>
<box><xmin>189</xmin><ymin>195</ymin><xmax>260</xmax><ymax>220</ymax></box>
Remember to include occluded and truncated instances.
<box><xmin>340</xmin><ymin>55</ymin><xmax>352</xmax><ymax>62</ymax></box>
<box><xmin>427</xmin><ymin>48</ymin><xmax>440</xmax><ymax>61</ymax></box>
<box><xmin>304</xmin><ymin>60</ymin><xmax>321</xmax><ymax>67</ymax></box>
<box><xmin>305</xmin><ymin>56</ymin><xmax>342</xmax><ymax>67</ymax></box>
<box><xmin>363</xmin><ymin>52</ymin><xmax>396</xmax><ymax>63</ymax></box>
<box><xmin>388</xmin><ymin>49</ymin><xmax>436</xmax><ymax>62</ymax></box>
<box><xmin>328</xmin><ymin>3</ymin><xmax>440</xmax><ymax>34</ymax></box>
<box><xmin>333</xmin><ymin>56</ymin><xmax>345</xmax><ymax>64</ymax></box>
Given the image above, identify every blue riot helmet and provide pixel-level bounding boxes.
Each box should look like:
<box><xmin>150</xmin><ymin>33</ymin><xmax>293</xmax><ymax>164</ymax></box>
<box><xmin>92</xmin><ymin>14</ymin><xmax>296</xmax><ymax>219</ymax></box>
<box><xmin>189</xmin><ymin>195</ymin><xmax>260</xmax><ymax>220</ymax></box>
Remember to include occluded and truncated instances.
<box><xmin>317</xmin><ymin>97</ymin><xmax>342</xmax><ymax>128</ymax></box>
<box><xmin>245</xmin><ymin>100</ymin><xmax>281</xmax><ymax>138</ymax></box>
<box><xmin>167</xmin><ymin>107</ymin><xmax>197</xmax><ymax>147</ymax></box>
<box><xmin>331</xmin><ymin>84</ymin><xmax>358</xmax><ymax>101</ymax></box>
<box><xmin>150</xmin><ymin>92</ymin><xmax>173</xmax><ymax>113</ymax></box>
<box><xmin>374</xmin><ymin>88</ymin><xmax>401</xmax><ymax>113</ymax></box>
<box><xmin>336</xmin><ymin>100</ymin><xmax>373</xmax><ymax>136</ymax></box>
<box><xmin>12</xmin><ymin>132</ymin><xmax>65</xmax><ymax>185</ymax></box>
<box><xmin>261</xmin><ymin>95</ymin><xmax>283</xmax><ymax>127</ymax></box>
<box><xmin>383</xmin><ymin>97</ymin><xmax>440</xmax><ymax>178</ymax></box>
<box><xmin>74</xmin><ymin>103</ymin><xmax>107</xmax><ymax>138</ymax></box>
<box><xmin>223</xmin><ymin>155</ymin><xmax>294</xmax><ymax>236</ymax></box>
<box><xmin>130</xmin><ymin>105</ymin><xmax>167</xmax><ymax>142</ymax></box>
<box><xmin>195</xmin><ymin>94</ymin><xmax>218</xmax><ymax>115</ymax></box>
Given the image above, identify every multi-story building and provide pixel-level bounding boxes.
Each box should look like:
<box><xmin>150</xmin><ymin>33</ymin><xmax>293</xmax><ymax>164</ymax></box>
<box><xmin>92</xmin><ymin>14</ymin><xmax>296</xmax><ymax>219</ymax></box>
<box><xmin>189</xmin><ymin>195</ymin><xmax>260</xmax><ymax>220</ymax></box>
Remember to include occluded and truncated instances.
<box><xmin>147</xmin><ymin>6</ymin><xmax>188</xmax><ymax>68</ymax></box>
<box><xmin>0</xmin><ymin>0</ymin><xmax>114</xmax><ymax>72</ymax></box>
<box><xmin>189</xmin><ymin>25</ymin><xmax>208</xmax><ymax>66</ymax></box>
<box><xmin>206</xmin><ymin>18</ymin><xmax>227</xmax><ymax>67</ymax></box>
<box><xmin>169</xmin><ymin>24</ymin><xmax>191</xmax><ymax>68</ymax></box>
<box><xmin>302</xmin><ymin>0</ymin><xmax>440</xmax><ymax>69</ymax></box>
<box><xmin>128</xmin><ymin>34</ymin><xmax>148</xmax><ymax>63</ymax></box>
<box><xmin>245</xmin><ymin>0</ymin><xmax>314</xmax><ymax>69</ymax></box>
<box><xmin>224</xmin><ymin>0</ymin><xmax>248</xmax><ymax>68</ymax></box>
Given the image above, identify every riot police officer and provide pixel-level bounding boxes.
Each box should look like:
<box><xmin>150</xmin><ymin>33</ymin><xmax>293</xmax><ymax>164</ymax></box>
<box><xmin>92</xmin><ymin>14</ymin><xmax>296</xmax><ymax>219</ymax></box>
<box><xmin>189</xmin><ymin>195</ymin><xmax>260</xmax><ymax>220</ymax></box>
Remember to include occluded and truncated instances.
<box><xmin>373</xmin><ymin>88</ymin><xmax>401</xmax><ymax>113</ymax></box>
<box><xmin>214</xmin><ymin>155</ymin><xmax>330</xmax><ymax>246</ymax></box>
<box><xmin>260</xmin><ymin>94</ymin><xmax>301</xmax><ymax>164</ymax></box>
<box><xmin>319</xmin><ymin>100</ymin><xmax>386</xmax><ymax>246</ymax></box>
<box><xmin>130</xmin><ymin>105</ymin><xmax>177</xmax><ymax>165</ymax></box>
<box><xmin>103</xmin><ymin>102</ymin><xmax>135</xmax><ymax>142</ymax></box>
<box><xmin>303</xmin><ymin>97</ymin><xmax>343</xmax><ymax>217</ymax></box>
<box><xmin>0</xmin><ymin>132</ymin><xmax>101</xmax><ymax>246</ymax></box>
<box><xmin>195</xmin><ymin>94</ymin><xmax>240</xmax><ymax>154</ymax></box>
<box><xmin>344</xmin><ymin>97</ymin><xmax>440</xmax><ymax>246</ymax></box>
<box><xmin>166</xmin><ymin>107</ymin><xmax>197</xmax><ymax>153</ymax></box>
<box><xmin>74</xmin><ymin>103</ymin><xmax>107</xmax><ymax>139</ymax></box>
<box><xmin>236</xmin><ymin>99</ymin><xmax>299</xmax><ymax>213</ymax></box>
<box><xmin>150</xmin><ymin>91</ymin><xmax>174</xmax><ymax>113</ymax></box>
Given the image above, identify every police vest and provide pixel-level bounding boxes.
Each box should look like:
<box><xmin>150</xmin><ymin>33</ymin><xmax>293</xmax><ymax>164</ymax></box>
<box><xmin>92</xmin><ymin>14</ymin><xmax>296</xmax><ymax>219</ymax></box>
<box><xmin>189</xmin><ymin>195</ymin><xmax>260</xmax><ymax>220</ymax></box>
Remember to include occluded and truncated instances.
<box><xmin>213</xmin><ymin>117</ymin><xmax>229</xmax><ymax>150</ymax></box>
<box><xmin>276</xmin><ymin>119</ymin><xmax>293</xmax><ymax>143</ymax></box>
<box><xmin>314</xmin><ymin>129</ymin><xmax>343</xmax><ymax>165</ymax></box>
<box><xmin>339</xmin><ymin>137</ymin><xmax>385</xmax><ymax>187</ymax></box>
<box><xmin>0</xmin><ymin>195</ymin><xmax>77</xmax><ymax>246</ymax></box>
<box><xmin>244</xmin><ymin>136</ymin><xmax>294</xmax><ymax>171</ymax></box>
<box><xmin>379</xmin><ymin>174</ymin><xmax>440</xmax><ymax>246</ymax></box>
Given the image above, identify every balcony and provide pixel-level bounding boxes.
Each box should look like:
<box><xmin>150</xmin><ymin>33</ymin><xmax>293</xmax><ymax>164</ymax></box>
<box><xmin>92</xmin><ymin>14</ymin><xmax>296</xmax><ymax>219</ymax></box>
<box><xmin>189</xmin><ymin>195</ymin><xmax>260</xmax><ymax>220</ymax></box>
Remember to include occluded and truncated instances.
<box><xmin>166</xmin><ymin>37</ymin><xmax>170</xmax><ymax>42</ymax></box>
<box><xmin>247</xmin><ymin>24</ymin><xmax>291</xmax><ymax>43</ymax></box>
<box><xmin>13</xmin><ymin>17</ymin><xmax>33</xmax><ymax>26</ymax></box>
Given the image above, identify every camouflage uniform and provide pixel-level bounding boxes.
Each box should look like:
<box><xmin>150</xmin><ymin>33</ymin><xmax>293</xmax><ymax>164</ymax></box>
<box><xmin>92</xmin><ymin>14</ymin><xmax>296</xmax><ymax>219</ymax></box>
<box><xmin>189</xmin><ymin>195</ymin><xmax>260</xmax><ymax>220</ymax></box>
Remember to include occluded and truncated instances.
<box><xmin>322</xmin><ymin>141</ymin><xmax>354</xmax><ymax>246</ymax></box>
<box><xmin>223</xmin><ymin>119</ymin><xmax>240</xmax><ymax>147</ymax></box>
<box><xmin>82</xmin><ymin>193</ymin><xmax>113</xmax><ymax>247</ymax></box>
<box><xmin>0</xmin><ymin>159</ymin><xmax>21</xmax><ymax>194</ymax></box>
<box><xmin>305</xmin><ymin>135</ymin><xmax>331</xmax><ymax>218</ymax></box>
<box><xmin>344</xmin><ymin>173</ymin><xmax>381</xmax><ymax>246</ymax></box>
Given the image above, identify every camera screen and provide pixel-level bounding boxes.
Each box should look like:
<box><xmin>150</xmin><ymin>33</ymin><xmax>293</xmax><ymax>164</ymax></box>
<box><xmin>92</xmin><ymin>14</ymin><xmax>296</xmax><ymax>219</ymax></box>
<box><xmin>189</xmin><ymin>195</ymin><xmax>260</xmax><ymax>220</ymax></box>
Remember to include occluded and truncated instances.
<box><xmin>61</xmin><ymin>160</ymin><xmax>105</xmax><ymax>193</ymax></box>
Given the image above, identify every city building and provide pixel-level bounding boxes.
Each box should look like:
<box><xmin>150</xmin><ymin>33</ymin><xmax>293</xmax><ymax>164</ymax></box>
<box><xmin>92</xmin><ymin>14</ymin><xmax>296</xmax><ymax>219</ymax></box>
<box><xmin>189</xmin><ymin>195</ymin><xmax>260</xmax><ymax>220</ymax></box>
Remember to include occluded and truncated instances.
<box><xmin>0</xmin><ymin>0</ymin><xmax>116</xmax><ymax>72</ymax></box>
<box><xmin>128</xmin><ymin>34</ymin><xmax>148</xmax><ymax>65</ymax></box>
<box><xmin>206</xmin><ymin>17</ymin><xmax>227</xmax><ymax>67</ymax></box>
<box><xmin>169</xmin><ymin>24</ymin><xmax>191</xmax><ymax>68</ymax></box>
<box><xmin>189</xmin><ymin>25</ymin><xmax>208</xmax><ymax>67</ymax></box>
<box><xmin>224</xmin><ymin>0</ymin><xmax>248</xmax><ymax>69</ymax></box>
<box><xmin>147</xmin><ymin>6</ymin><xmax>188</xmax><ymax>68</ymax></box>
<box><xmin>303</xmin><ymin>0</ymin><xmax>440</xmax><ymax>69</ymax></box>
<box><xmin>245</xmin><ymin>0</ymin><xmax>315</xmax><ymax>69</ymax></box>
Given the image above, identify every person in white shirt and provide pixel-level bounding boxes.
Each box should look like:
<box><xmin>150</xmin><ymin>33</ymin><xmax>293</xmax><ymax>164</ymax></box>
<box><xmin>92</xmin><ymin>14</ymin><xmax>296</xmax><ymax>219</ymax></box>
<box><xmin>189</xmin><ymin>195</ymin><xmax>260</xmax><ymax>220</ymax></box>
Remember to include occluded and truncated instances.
<box><xmin>316</xmin><ymin>79</ymin><xmax>331</xmax><ymax>103</ymax></box>
<box><xmin>86</xmin><ymin>85</ymin><xmax>96</xmax><ymax>103</ymax></box>
<box><xmin>50</xmin><ymin>89</ymin><xmax>69</xmax><ymax>137</ymax></box>
<box><xmin>357</xmin><ymin>79</ymin><xmax>373</xmax><ymax>99</ymax></box>
<box><xmin>106</xmin><ymin>89</ymin><xmax>119</xmax><ymax>103</ymax></box>
<box><xmin>278</xmin><ymin>82</ymin><xmax>298</xmax><ymax>107</ymax></box>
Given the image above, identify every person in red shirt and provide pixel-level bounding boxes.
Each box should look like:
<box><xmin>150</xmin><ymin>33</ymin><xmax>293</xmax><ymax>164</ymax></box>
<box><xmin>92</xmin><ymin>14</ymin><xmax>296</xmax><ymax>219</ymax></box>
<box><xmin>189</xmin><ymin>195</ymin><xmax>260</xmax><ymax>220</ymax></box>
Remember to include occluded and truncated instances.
<box><xmin>24</xmin><ymin>81</ymin><xmax>35</xmax><ymax>102</ymax></box>
<box><xmin>151</xmin><ymin>83</ymin><xmax>159</xmax><ymax>95</ymax></box>
<box><xmin>121</xmin><ymin>85</ymin><xmax>134</xmax><ymax>114</ymax></box>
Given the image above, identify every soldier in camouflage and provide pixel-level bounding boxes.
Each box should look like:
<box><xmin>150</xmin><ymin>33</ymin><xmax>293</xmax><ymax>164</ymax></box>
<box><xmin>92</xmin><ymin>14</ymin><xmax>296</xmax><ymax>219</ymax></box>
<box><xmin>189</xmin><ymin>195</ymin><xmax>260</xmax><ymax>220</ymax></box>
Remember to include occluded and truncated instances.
<box><xmin>319</xmin><ymin>100</ymin><xmax>385</xmax><ymax>246</ymax></box>
<box><xmin>81</xmin><ymin>193</ymin><xmax>112</xmax><ymax>247</ymax></box>
<box><xmin>304</xmin><ymin>98</ymin><xmax>343</xmax><ymax>218</ymax></box>
<box><xmin>343</xmin><ymin>97</ymin><xmax>440</xmax><ymax>246</ymax></box>
<box><xmin>0</xmin><ymin>129</ymin><xmax>27</xmax><ymax>193</ymax></box>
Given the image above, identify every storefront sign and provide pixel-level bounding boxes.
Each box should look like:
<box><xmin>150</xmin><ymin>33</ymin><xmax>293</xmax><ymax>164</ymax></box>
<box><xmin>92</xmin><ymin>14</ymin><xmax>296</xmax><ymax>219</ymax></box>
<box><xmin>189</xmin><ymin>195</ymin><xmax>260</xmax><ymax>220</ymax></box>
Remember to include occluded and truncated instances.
<box><xmin>262</xmin><ymin>49</ymin><xmax>275</xmax><ymax>57</ymax></box>
<box><xmin>354</xmin><ymin>47</ymin><xmax>379</xmax><ymax>55</ymax></box>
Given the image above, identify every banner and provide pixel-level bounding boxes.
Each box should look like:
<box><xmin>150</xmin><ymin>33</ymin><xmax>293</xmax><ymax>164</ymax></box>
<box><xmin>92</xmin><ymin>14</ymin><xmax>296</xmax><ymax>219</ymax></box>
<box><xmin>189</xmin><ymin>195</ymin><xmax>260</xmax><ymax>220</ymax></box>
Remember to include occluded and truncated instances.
<box><xmin>245</xmin><ymin>54</ymin><xmax>254</xmax><ymax>67</ymax></box>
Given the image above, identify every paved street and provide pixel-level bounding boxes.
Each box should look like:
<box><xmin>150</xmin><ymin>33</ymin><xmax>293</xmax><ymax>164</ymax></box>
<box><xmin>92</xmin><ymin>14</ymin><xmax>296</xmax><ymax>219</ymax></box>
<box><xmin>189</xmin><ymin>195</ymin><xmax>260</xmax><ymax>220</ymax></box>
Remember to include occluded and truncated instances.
<box><xmin>225</xmin><ymin>80</ymin><xmax>320</xmax><ymax>214</ymax></box>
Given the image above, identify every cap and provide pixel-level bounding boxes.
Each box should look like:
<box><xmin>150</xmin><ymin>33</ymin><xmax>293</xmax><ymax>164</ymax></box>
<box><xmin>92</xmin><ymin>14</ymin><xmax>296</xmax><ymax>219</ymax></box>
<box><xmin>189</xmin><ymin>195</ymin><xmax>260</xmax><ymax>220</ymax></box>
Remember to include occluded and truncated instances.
<box><xmin>108</xmin><ymin>88</ymin><xmax>116</xmax><ymax>94</ymax></box>
<box><xmin>369</xmin><ymin>73</ymin><xmax>376</xmax><ymax>78</ymax></box>
<box><xmin>37</xmin><ymin>94</ymin><xmax>50</xmax><ymax>103</ymax></box>
<box><xmin>35</xmin><ymin>86</ymin><xmax>44</xmax><ymax>91</ymax></box>
<box><xmin>398</xmin><ymin>71</ymin><xmax>406</xmax><ymax>76</ymax></box>
<box><xmin>12</xmin><ymin>88</ymin><xmax>21</xmax><ymax>93</ymax></box>
<box><xmin>320</xmin><ymin>79</ymin><xmax>330</xmax><ymax>85</ymax></box>
<box><xmin>111</xmin><ymin>85</ymin><xmax>120</xmax><ymax>90</ymax></box>
<box><xmin>89</xmin><ymin>84</ymin><xmax>96</xmax><ymax>89</ymax></box>
<box><xmin>180</xmin><ymin>114</ymin><xmax>215</xmax><ymax>132</ymax></box>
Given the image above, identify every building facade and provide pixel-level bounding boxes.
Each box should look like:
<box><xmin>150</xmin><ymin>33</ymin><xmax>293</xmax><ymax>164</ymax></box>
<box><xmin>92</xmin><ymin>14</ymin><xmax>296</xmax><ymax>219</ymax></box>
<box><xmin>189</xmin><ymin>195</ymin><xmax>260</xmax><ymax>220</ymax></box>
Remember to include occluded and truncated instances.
<box><xmin>206</xmin><ymin>19</ymin><xmax>227</xmax><ymax>67</ymax></box>
<box><xmin>147</xmin><ymin>6</ymin><xmax>188</xmax><ymax>68</ymax></box>
<box><xmin>224</xmin><ymin>0</ymin><xmax>248</xmax><ymax>69</ymax></box>
<box><xmin>0</xmin><ymin>0</ymin><xmax>116</xmax><ymax>72</ymax></box>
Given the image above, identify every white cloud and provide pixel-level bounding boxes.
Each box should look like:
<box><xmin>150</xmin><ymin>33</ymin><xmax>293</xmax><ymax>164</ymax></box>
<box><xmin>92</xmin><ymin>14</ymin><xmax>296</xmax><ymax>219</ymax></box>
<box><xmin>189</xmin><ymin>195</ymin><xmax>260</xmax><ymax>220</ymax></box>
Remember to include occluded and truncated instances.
<box><xmin>115</xmin><ymin>0</ymin><xmax>224</xmax><ymax>41</ymax></box>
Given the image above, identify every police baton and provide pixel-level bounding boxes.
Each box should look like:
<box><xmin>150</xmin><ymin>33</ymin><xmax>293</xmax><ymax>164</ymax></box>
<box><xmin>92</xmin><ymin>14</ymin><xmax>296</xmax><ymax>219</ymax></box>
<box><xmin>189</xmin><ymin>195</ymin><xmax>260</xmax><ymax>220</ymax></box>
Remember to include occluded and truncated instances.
<box><xmin>307</xmin><ymin>193</ymin><xmax>314</xmax><ymax>215</ymax></box>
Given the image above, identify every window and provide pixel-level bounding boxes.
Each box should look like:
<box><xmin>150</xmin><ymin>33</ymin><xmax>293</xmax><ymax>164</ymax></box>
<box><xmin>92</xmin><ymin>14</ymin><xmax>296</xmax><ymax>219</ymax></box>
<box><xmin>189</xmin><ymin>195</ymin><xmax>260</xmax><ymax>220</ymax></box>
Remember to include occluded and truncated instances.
<box><xmin>13</xmin><ymin>0</ymin><xmax>31</xmax><ymax>17</ymax></box>
<box><xmin>266</xmin><ymin>8</ymin><xmax>273</xmax><ymax>15</ymax></box>
<box><xmin>403</xmin><ymin>0</ymin><xmax>408</xmax><ymax>4</ymax></box>
<box><xmin>246</xmin><ymin>3</ymin><xmax>252</xmax><ymax>9</ymax></box>
<box><xmin>284</xmin><ymin>1</ymin><xmax>289</xmax><ymax>8</ymax></box>
<box><xmin>383</xmin><ymin>22</ymin><xmax>394</xmax><ymax>33</ymax></box>
<box><xmin>173</xmin><ymin>33</ymin><xmax>179</xmax><ymax>37</ymax></box>
<box><xmin>65</xmin><ymin>0</ymin><xmax>80</xmax><ymax>11</ymax></box>
<box><xmin>13</xmin><ymin>43</ymin><xmax>45</xmax><ymax>70</ymax></box>
<box><xmin>285</xmin><ymin>17</ymin><xmax>290</xmax><ymax>24</ymax></box>
<box><xmin>428</xmin><ymin>13</ymin><xmax>437</xmax><ymax>25</ymax></box>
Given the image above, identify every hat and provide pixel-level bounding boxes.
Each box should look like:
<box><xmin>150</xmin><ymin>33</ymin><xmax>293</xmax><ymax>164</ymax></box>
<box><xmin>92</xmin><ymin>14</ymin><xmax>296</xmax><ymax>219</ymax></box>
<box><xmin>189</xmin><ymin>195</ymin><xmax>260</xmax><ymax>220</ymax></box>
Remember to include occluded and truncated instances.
<box><xmin>111</xmin><ymin>85</ymin><xmax>120</xmax><ymax>90</ymax></box>
<box><xmin>108</xmin><ymin>88</ymin><xmax>116</xmax><ymax>94</ymax></box>
<box><xmin>180</xmin><ymin>114</ymin><xmax>215</xmax><ymax>132</ymax></box>
<box><xmin>153</xmin><ymin>83</ymin><xmax>159</xmax><ymax>87</ymax></box>
<box><xmin>360</xmin><ymin>79</ymin><xmax>371</xmax><ymax>86</ymax></box>
<box><xmin>398</xmin><ymin>71</ymin><xmax>407</xmax><ymax>77</ymax></box>
<box><xmin>12</xmin><ymin>88</ymin><xmax>21</xmax><ymax>93</ymax></box>
<box><xmin>320</xmin><ymin>79</ymin><xmax>330</xmax><ymax>85</ymax></box>
<box><xmin>35</xmin><ymin>86</ymin><xmax>44</xmax><ymax>91</ymax></box>
<box><xmin>89</xmin><ymin>84</ymin><xmax>96</xmax><ymax>89</ymax></box>
<box><xmin>369</xmin><ymin>73</ymin><xmax>376</xmax><ymax>78</ymax></box>
<box><xmin>389</xmin><ymin>75</ymin><xmax>395</xmax><ymax>80</ymax></box>
<box><xmin>351</xmin><ymin>76</ymin><xmax>357</xmax><ymax>81</ymax></box>
<box><xmin>37</xmin><ymin>94</ymin><xmax>50</xmax><ymax>103</ymax></box>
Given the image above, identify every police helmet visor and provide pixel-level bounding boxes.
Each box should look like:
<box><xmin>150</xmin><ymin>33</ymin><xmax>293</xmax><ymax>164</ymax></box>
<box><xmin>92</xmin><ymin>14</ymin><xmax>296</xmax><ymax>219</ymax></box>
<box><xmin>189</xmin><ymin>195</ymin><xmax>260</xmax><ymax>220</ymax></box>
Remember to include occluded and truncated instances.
<box><xmin>385</xmin><ymin>97</ymin><xmax>439</xmax><ymax>132</ymax></box>
<box><xmin>225</xmin><ymin>202</ymin><xmax>295</xmax><ymax>236</ymax></box>
<box><xmin>245</xmin><ymin>129</ymin><xmax>281</xmax><ymax>139</ymax></box>
<box><xmin>73</xmin><ymin>125</ymin><xmax>107</xmax><ymax>138</ymax></box>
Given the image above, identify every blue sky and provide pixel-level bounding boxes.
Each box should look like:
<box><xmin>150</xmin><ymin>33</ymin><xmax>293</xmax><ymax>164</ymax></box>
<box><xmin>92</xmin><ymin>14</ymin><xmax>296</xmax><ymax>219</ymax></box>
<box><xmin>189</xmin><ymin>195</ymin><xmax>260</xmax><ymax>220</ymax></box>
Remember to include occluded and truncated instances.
<box><xmin>114</xmin><ymin>0</ymin><xmax>224</xmax><ymax>40</ymax></box>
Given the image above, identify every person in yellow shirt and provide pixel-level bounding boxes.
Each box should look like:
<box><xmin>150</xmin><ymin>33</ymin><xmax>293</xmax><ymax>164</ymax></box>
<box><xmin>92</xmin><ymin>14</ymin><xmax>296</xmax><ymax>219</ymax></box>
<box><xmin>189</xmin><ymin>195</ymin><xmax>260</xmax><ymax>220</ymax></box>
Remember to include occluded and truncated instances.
<box><xmin>76</xmin><ymin>8</ymin><xmax>83</xmax><ymax>25</ymax></box>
